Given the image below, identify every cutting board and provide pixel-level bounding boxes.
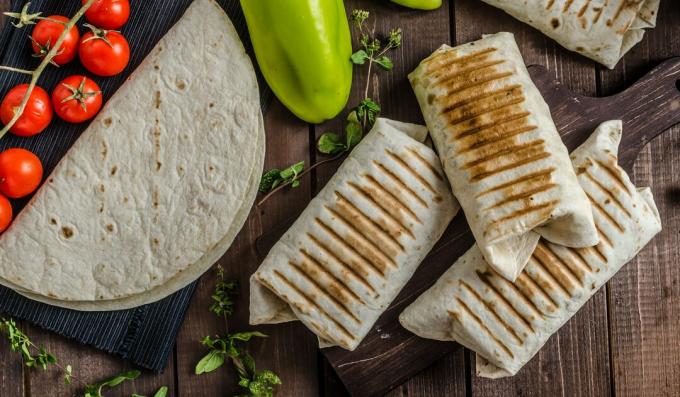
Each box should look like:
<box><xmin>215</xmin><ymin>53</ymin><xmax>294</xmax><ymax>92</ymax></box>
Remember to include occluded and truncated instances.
<box><xmin>256</xmin><ymin>57</ymin><xmax>680</xmax><ymax>397</ymax></box>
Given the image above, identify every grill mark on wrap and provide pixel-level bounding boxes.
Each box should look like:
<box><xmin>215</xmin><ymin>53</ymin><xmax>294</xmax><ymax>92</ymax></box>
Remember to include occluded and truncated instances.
<box><xmin>452</xmin><ymin>111</ymin><xmax>532</xmax><ymax>142</ymax></box>
<box><xmin>406</xmin><ymin>147</ymin><xmax>445</xmax><ymax>181</ymax></box>
<box><xmin>349</xmin><ymin>179</ymin><xmax>418</xmax><ymax>236</ymax></box>
<box><xmin>484</xmin><ymin>182</ymin><xmax>557</xmax><ymax>210</ymax></box>
<box><xmin>423</xmin><ymin>47</ymin><xmax>498</xmax><ymax>73</ymax></box>
<box><xmin>441</xmin><ymin>94</ymin><xmax>527</xmax><ymax>127</ymax></box>
<box><xmin>459</xmin><ymin>280</ymin><xmax>524</xmax><ymax>344</ymax></box>
<box><xmin>563</xmin><ymin>0</ymin><xmax>576</xmax><ymax>12</ymax></box>
<box><xmin>305</xmin><ymin>234</ymin><xmax>377</xmax><ymax>295</ymax></box>
<box><xmin>334</xmin><ymin>192</ymin><xmax>405</xmax><ymax>252</ymax></box>
<box><xmin>384</xmin><ymin>149</ymin><xmax>440</xmax><ymax>198</ymax></box>
<box><xmin>565</xmin><ymin>247</ymin><xmax>593</xmax><ymax>272</ymax></box>
<box><xmin>450</xmin><ymin>299</ymin><xmax>515</xmax><ymax>358</ymax></box>
<box><xmin>546</xmin><ymin>0</ymin><xmax>555</xmax><ymax>9</ymax></box>
<box><xmin>577</xmin><ymin>0</ymin><xmax>592</xmax><ymax>17</ymax></box>
<box><xmin>271</xmin><ymin>270</ymin><xmax>356</xmax><ymax>343</ymax></box>
<box><xmin>529</xmin><ymin>256</ymin><xmax>572</xmax><ymax>298</ymax></box>
<box><xmin>429</xmin><ymin>60</ymin><xmax>506</xmax><ymax>87</ymax></box>
<box><xmin>298</xmin><ymin>249</ymin><xmax>365</xmax><ymax>304</ymax></box>
<box><xmin>462</xmin><ymin>139</ymin><xmax>546</xmax><ymax>170</ymax></box>
<box><xmin>586</xmin><ymin>192</ymin><xmax>625</xmax><ymax>233</ymax></box>
<box><xmin>595</xmin><ymin>225</ymin><xmax>613</xmax><ymax>247</ymax></box>
<box><xmin>314</xmin><ymin>218</ymin><xmax>388</xmax><ymax>277</ymax></box>
<box><xmin>593</xmin><ymin>4</ymin><xmax>605</xmax><ymax>24</ymax></box>
<box><xmin>486</xmin><ymin>200</ymin><xmax>558</xmax><ymax>232</ymax></box>
<box><xmin>516</xmin><ymin>272</ymin><xmax>558</xmax><ymax>312</ymax></box>
<box><xmin>323</xmin><ymin>205</ymin><xmax>397</xmax><ymax>271</ymax></box>
<box><xmin>373</xmin><ymin>162</ymin><xmax>428</xmax><ymax>209</ymax></box>
<box><xmin>534</xmin><ymin>241</ymin><xmax>584</xmax><ymax>287</ymax></box>
<box><xmin>288</xmin><ymin>261</ymin><xmax>362</xmax><ymax>325</ymax></box>
<box><xmin>594</xmin><ymin>158</ymin><xmax>633</xmax><ymax>196</ymax></box>
<box><xmin>456</xmin><ymin>124</ymin><xmax>538</xmax><ymax>152</ymax></box>
<box><xmin>476</xmin><ymin>270</ymin><xmax>538</xmax><ymax>331</ymax></box>
<box><xmin>440</xmin><ymin>84</ymin><xmax>523</xmax><ymax>116</ymax></box>
<box><xmin>582</xmin><ymin>170</ymin><xmax>633</xmax><ymax>218</ymax></box>
<box><xmin>476</xmin><ymin>168</ymin><xmax>556</xmax><ymax>198</ymax></box>
<box><xmin>470</xmin><ymin>152</ymin><xmax>552</xmax><ymax>182</ymax></box>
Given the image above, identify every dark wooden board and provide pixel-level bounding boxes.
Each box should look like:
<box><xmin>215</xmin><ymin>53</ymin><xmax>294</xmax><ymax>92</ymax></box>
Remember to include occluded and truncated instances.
<box><xmin>257</xmin><ymin>57</ymin><xmax>680</xmax><ymax>397</ymax></box>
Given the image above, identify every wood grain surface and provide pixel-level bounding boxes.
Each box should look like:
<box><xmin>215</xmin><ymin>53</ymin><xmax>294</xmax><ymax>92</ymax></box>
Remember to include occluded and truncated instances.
<box><xmin>0</xmin><ymin>1</ymin><xmax>678</xmax><ymax>396</ymax></box>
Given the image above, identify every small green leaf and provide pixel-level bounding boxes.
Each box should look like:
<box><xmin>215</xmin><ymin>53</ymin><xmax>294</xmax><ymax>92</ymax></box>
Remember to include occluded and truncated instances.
<box><xmin>153</xmin><ymin>386</ymin><xmax>169</xmax><ymax>397</ymax></box>
<box><xmin>84</xmin><ymin>370</ymin><xmax>141</xmax><ymax>397</ymax></box>
<box><xmin>259</xmin><ymin>169</ymin><xmax>281</xmax><ymax>193</ymax></box>
<box><xmin>195</xmin><ymin>350</ymin><xmax>226</xmax><ymax>375</ymax></box>
<box><xmin>317</xmin><ymin>132</ymin><xmax>346</xmax><ymax>154</ymax></box>
<box><xmin>230</xmin><ymin>331</ymin><xmax>267</xmax><ymax>342</ymax></box>
<box><xmin>279</xmin><ymin>161</ymin><xmax>304</xmax><ymax>180</ymax></box>
<box><xmin>350</xmin><ymin>49</ymin><xmax>368</xmax><ymax>65</ymax></box>
<box><xmin>374</xmin><ymin>56</ymin><xmax>394</xmax><ymax>70</ymax></box>
<box><xmin>291</xmin><ymin>180</ymin><xmax>300</xmax><ymax>188</ymax></box>
<box><xmin>345</xmin><ymin>111</ymin><xmax>363</xmax><ymax>150</ymax></box>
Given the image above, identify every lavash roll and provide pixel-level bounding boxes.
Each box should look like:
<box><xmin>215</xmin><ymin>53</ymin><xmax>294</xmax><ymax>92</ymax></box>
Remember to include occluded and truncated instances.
<box><xmin>399</xmin><ymin>120</ymin><xmax>662</xmax><ymax>377</ymax></box>
<box><xmin>250</xmin><ymin>118</ymin><xmax>460</xmax><ymax>351</ymax></box>
<box><xmin>478</xmin><ymin>0</ymin><xmax>660</xmax><ymax>69</ymax></box>
<box><xmin>410</xmin><ymin>32</ymin><xmax>598</xmax><ymax>282</ymax></box>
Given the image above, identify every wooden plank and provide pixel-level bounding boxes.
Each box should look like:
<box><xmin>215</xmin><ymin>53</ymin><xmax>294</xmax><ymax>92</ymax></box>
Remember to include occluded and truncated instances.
<box><xmin>600</xmin><ymin>2</ymin><xmax>680</xmax><ymax>395</ymax></box>
<box><xmin>176</xmin><ymin>101</ymin><xmax>320</xmax><ymax>397</ymax></box>
<box><xmin>453</xmin><ymin>1</ymin><xmax>609</xmax><ymax>396</ymax></box>
<box><xmin>25</xmin><ymin>325</ymin><xmax>175</xmax><ymax>397</ymax></box>
<box><xmin>312</xmin><ymin>1</ymin><xmax>465</xmax><ymax>396</ymax></box>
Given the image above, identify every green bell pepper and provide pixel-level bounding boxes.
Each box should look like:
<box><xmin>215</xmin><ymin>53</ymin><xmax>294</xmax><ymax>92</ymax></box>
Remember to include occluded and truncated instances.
<box><xmin>240</xmin><ymin>0</ymin><xmax>353</xmax><ymax>124</ymax></box>
<box><xmin>390</xmin><ymin>0</ymin><xmax>442</xmax><ymax>10</ymax></box>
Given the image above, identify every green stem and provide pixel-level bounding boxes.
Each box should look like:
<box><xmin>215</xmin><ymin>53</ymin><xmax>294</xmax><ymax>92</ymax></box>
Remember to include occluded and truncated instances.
<box><xmin>0</xmin><ymin>0</ymin><xmax>95</xmax><ymax>140</ymax></box>
<box><xmin>257</xmin><ymin>153</ymin><xmax>345</xmax><ymax>206</ymax></box>
<box><xmin>0</xmin><ymin>65</ymin><xmax>33</xmax><ymax>75</ymax></box>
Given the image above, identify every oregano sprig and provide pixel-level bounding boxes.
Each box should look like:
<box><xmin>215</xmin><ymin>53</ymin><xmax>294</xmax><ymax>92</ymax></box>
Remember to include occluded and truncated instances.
<box><xmin>195</xmin><ymin>267</ymin><xmax>281</xmax><ymax>397</ymax></box>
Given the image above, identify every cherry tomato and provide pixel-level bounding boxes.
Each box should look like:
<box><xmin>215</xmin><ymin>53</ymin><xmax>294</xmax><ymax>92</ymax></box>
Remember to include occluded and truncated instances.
<box><xmin>30</xmin><ymin>15</ymin><xmax>80</xmax><ymax>65</ymax></box>
<box><xmin>0</xmin><ymin>195</ymin><xmax>11</xmax><ymax>234</ymax></box>
<box><xmin>0</xmin><ymin>148</ymin><xmax>44</xmax><ymax>199</ymax></box>
<box><xmin>0</xmin><ymin>84</ymin><xmax>53</xmax><ymax>137</ymax></box>
<box><xmin>84</xmin><ymin>0</ymin><xmax>130</xmax><ymax>30</ymax></box>
<box><xmin>52</xmin><ymin>76</ymin><xmax>103</xmax><ymax>123</ymax></box>
<box><xmin>79</xmin><ymin>26</ymin><xmax>130</xmax><ymax>77</ymax></box>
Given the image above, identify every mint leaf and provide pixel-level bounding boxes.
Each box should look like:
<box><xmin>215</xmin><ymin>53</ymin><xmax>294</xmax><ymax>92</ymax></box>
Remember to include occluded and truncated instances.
<box><xmin>375</xmin><ymin>55</ymin><xmax>393</xmax><ymax>70</ymax></box>
<box><xmin>345</xmin><ymin>111</ymin><xmax>363</xmax><ymax>149</ymax></box>
<box><xmin>317</xmin><ymin>132</ymin><xmax>346</xmax><ymax>154</ymax></box>
<box><xmin>195</xmin><ymin>350</ymin><xmax>226</xmax><ymax>375</ymax></box>
<box><xmin>350</xmin><ymin>49</ymin><xmax>368</xmax><ymax>65</ymax></box>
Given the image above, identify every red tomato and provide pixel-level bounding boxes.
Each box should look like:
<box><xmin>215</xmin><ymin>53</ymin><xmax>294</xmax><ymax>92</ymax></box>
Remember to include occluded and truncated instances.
<box><xmin>30</xmin><ymin>15</ymin><xmax>80</xmax><ymax>65</ymax></box>
<box><xmin>52</xmin><ymin>76</ymin><xmax>103</xmax><ymax>123</ymax></box>
<box><xmin>83</xmin><ymin>0</ymin><xmax>130</xmax><ymax>30</ymax></box>
<box><xmin>0</xmin><ymin>148</ymin><xmax>44</xmax><ymax>199</ymax></box>
<box><xmin>0</xmin><ymin>84</ymin><xmax>53</xmax><ymax>137</ymax></box>
<box><xmin>79</xmin><ymin>27</ymin><xmax>130</xmax><ymax>77</ymax></box>
<box><xmin>0</xmin><ymin>195</ymin><xmax>11</xmax><ymax>233</ymax></box>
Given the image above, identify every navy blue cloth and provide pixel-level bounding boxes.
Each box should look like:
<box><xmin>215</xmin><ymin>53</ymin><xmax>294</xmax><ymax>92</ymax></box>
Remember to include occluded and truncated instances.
<box><xmin>0</xmin><ymin>0</ymin><xmax>267</xmax><ymax>373</ymax></box>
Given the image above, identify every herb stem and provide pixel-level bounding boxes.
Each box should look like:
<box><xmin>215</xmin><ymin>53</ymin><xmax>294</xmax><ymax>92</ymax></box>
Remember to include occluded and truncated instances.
<box><xmin>257</xmin><ymin>153</ymin><xmax>345</xmax><ymax>206</ymax></box>
<box><xmin>0</xmin><ymin>0</ymin><xmax>95</xmax><ymax>140</ymax></box>
<box><xmin>0</xmin><ymin>65</ymin><xmax>33</xmax><ymax>75</ymax></box>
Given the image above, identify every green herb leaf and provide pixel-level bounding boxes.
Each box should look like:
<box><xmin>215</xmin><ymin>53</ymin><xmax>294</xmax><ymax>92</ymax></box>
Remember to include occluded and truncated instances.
<box><xmin>350</xmin><ymin>49</ymin><xmax>369</xmax><ymax>65</ymax></box>
<box><xmin>259</xmin><ymin>169</ymin><xmax>281</xmax><ymax>193</ymax></box>
<box><xmin>388</xmin><ymin>28</ymin><xmax>402</xmax><ymax>48</ymax></box>
<box><xmin>209</xmin><ymin>272</ymin><xmax>239</xmax><ymax>317</ymax></box>
<box><xmin>279</xmin><ymin>161</ymin><xmax>304</xmax><ymax>180</ymax></box>
<box><xmin>230</xmin><ymin>331</ymin><xmax>268</xmax><ymax>342</ymax></box>
<box><xmin>317</xmin><ymin>132</ymin><xmax>346</xmax><ymax>154</ymax></box>
<box><xmin>356</xmin><ymin>99</ymin><xmax>381</xmax><ymax>127</ymax></box>
<box><xmin>345</xmin><ymin>111</ymin><xmax>363</xmax><ymax>149</ymax></box>
<box><xmin>195</xmin><ymin>349</ymin><xmax>226</xmax><ymax>375</ymax></box>
<box><xmin>374</xmin><ymin>55</ymin><xmax>394</xmax><ymax>70</ymax></box>
<box><xmin>153</xmin><ymin>386</ymin><xmax>169</xmax><ymax>397</ymax></box>
<box><xmin>83</xmin><ymin>370</ymin><xmax>141</xmax><ymax>397</ymax></box>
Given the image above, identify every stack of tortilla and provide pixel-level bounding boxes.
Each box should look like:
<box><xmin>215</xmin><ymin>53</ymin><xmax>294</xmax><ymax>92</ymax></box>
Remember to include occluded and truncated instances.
<box><xmin>0</xmin><ymin>0</ymin><xmax>265</xmax><ymax>311</ymax></box>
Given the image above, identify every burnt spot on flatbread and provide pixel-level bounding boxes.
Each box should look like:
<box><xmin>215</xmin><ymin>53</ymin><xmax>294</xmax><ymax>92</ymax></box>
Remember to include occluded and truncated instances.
<box><xmin>103</xmin><ymin>117</ymin><xmax>112</xmax><ymax>127</ymax></box>
<box><xmin>110</xmin><ymin>166</ymin><xmax>118</xmax><ymax>176</ymax></box>
<box><xmin>551</xmin><ymin>18</ymin><xmax>560</xmax><ymax>29</ymax></box>
<box><xmin>154</xmin><ymin>90</ymin><xmax>161</xmax><ymax>109</ymax></box>
<box><xmin>61</xmin><ymin>227</ymin><xmax>74</xmax><ymax>239</ymax></box>
<box><xmin>176</xmin><ymin>79</ymin><xmax>186</xmax><ymax>90</ymax></box>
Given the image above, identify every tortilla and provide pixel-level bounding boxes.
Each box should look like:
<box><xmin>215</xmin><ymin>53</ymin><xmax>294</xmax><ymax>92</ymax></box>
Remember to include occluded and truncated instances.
<box><xmin>0</xmin><ymin>0</ymin><xmax>265</xmax><ymax>308</ymax></box>
<box><xmin>250</xmin><ymin>118</ymin><xmax>460</xmax><ymax>350</ymax></box>
<box><xmin>399</xmin><ymin>120</ymin><xmax>662</xmax><ymax>377</ymax></box>
<box><xmin>478</xmin><ymin>0</ymin><xmax>660</xmax><ymax>69</ymax></box>
<box><xmin>410</xmin><ymin>32</ymin><xmax>598</xmax><ymax>281</ymax></box>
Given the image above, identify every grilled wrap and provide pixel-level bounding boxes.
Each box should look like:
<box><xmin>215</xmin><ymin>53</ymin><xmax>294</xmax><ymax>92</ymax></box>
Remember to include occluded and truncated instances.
<box><xmin>250</xmin><ymin>118</ymin><xmax>460</xmax><ymax>350</ymax></box>
<box><xmin>477</xmin><ymin>0</ymin><xmax>660</xmax><ymax>68</ymax></box>
<box><xmin>410</xmin><ymin>32</ymin><xmax>598</xmax><ymax>281</ymax></box>
<box><xmin>399</xmin><ymin>120</ymin><xmax>662</xmax><ymax>377</ymax></box>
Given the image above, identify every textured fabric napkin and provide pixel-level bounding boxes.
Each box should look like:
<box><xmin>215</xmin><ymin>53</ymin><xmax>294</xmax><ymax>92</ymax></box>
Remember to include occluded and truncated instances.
<box><xmin>0</xmin><ymin>0</ymin><xmax>268</xmax><ymax>373</ymax></box>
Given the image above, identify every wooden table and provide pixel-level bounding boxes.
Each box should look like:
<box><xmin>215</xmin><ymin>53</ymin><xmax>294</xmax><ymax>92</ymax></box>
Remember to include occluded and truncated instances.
<box><xmin>1</xmin><ymin>1</ymin><xmax>678</xmax><ymax>396</ymax></box>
